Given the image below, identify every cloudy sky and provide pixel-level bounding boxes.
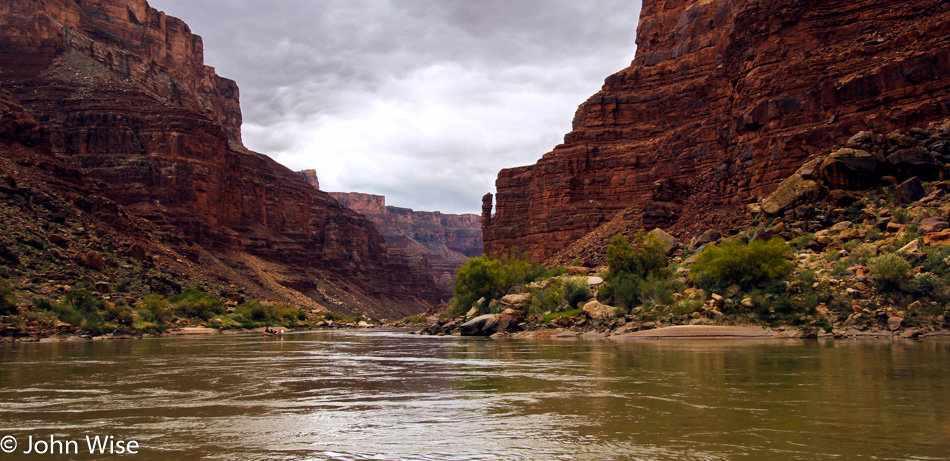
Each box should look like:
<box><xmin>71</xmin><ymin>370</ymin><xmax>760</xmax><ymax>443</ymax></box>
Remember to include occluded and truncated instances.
<box><xmin>148</xmin><ymin>0</ymin><xmax>641</xmax><ymax>214</ymax></box>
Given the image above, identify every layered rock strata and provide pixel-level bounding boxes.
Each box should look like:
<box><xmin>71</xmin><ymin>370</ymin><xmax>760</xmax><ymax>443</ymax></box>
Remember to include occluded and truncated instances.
<box><xmin>329</xmin><ymin>192</ymin><xmax>483</xmax><ymax>299</ymax></box>
<box><xmin>484</xmin><ymin>0</ymin><xmax>950</xmax><ymax>261</ymax></box>
<box><xmin>0</xmin><ymin>0</ymin><xmax>440</xmax><ymax>319</ymax></box>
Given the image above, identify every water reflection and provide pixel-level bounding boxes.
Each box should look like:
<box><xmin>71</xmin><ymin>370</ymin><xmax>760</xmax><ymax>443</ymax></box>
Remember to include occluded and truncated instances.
<box><xmin>0</xmin><ymin>332</ymin><xmax>948</xmax><ymax>460</ymax></box>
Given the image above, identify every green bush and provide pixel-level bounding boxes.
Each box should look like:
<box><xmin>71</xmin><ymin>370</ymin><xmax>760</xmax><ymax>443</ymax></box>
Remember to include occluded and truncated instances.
<box><xmin>689</xmin><ymin>237</ymin><xmax>793</xmax><ymax>291</ymax></box>
<box><xmin>136</xmin><ymin>295</ymin><xmax>173</xmax><ymax>323</ymax></box>
<box><xmin>598</xmin><ymin>231</ymin><xmax>673</xmax><ymax>314</ymax></box>
<box><xmin>34</xmin><ymin>297</ymin><xmax>81</xmax><ymax>326</ymax></box>
<box><xmin>0</xmin><ymin>278</ymin><xmax>15</xmax><ymax>315</ymax></box>
<box><xmin>789</xmin><ymin>233</ymin><xmax>816</xmax><ymax>250</ymax></box>
<box><xmin>638</xmin><ymin>274</ymin><xmax>682</xmax><ymax>308</ymax></box>
<box><xmin>169</xmin><ymin>289</ymin><xmax>223</xmax><ymax>320</ymax></box>
<box><xmin>450</xmin><ymin>252</ymin><xmax>560</xmax><ymax>316</ymax></box>
<box><xmin>561</xmin><ymin>277</ymin><xmax>592</xmax><ymax>308</ymax></box>
<box><xmin>597</xmin><ymin>273</ymin><xmax>641</xmax><ymax>313</ymax></box>
<box><xmin>606</xmin><ymin>232</ymin><xmax>669</xmax><ymax>280</ymax></box>
<box><xmin>869</xmin><ymin>253</ymin><xmax>911</xmax><ymax>292</ymax></box>
<box><xmin>528</xmin><ymin>281</ymin><xmax>564</xmax><ymax>316</ymax></box>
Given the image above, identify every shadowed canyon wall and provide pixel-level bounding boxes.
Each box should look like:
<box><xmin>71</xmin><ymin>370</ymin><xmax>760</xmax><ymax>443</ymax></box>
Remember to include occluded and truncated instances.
<box><xmin>483</xmin><ymin>0</ymin><xmax>950</xmax><ymax>261</ymax></box>
<box><xmin>0</xmin><ymin>0</ymin><xmax>440</xmax><ymax>319</ymax></box>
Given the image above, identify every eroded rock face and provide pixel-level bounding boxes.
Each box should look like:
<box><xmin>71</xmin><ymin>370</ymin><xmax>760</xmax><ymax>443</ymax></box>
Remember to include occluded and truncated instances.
<box><xmin>329</xmin><ymin>192</ymin><xmax>483</xmax><ymax>299</ymax></box>
<box><xmin>484</xmin><ymin>0</ymin><xmax>950</xmax><ymax>260</ymax></box>
<box><xmin>0</xmin><ymin>0</ymin><xmax>440</xmax><ymax>319</ymax></box>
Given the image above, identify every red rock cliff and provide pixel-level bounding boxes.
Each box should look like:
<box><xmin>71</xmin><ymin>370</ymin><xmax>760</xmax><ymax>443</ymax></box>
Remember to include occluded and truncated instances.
<box><xmin>0</xmin><ymin>0</ymin><xmax>440</xmax><ymax>319</ymax></box>
<box><xmin>484</xmin><ymin>0</ymin><xmax>950</xmax><ymax>260</ymax></box>
<box><xmin>330</xmin><ymin>192</ymin><xmax>483</xmax><ymax>299</ymax></box>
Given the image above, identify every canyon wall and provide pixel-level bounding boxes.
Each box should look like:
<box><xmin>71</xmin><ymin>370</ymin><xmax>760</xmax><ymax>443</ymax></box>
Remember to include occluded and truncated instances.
<box><xmin>330</xmin><ymin>192</ymin><xmax>483</xmax><ymax>299</ymax></box>
<box><xmin>0</xmin><ymin>0</ymin><xmax>440</xmax><ymax>319</ymax></box>
<box><xmin>483</xmin><ymin>0</ymin><xmax>950</xmax><ymax>261</ymax></box>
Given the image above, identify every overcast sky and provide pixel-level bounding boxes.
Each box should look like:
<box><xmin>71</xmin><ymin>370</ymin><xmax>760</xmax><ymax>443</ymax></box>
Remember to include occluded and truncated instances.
<box><xmin>148</xmin><ymin>0</ymin><xmax>641</xmax><ymax>214</ymax></box>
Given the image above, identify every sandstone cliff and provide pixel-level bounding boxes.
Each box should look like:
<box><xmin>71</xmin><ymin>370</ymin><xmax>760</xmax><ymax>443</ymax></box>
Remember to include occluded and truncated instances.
<box><xmin>329</xmin><ymin>192</ymin><xmax>483</xmax><ymax>299</ymax></box>
<box><xmin>483</xmin><ymin>0</ymin><xmax>950</xmax><ymax>261</ymax></box>
<box><xmin>0</xmin><ymin>0</ymin><xmax>440</xmax><ymax>319</ymax></box>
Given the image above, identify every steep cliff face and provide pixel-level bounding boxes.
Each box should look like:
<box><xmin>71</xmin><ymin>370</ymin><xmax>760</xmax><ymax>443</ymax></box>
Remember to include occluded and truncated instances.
<box><xmin>330</xmin><ymin>192</ymin><xmax>483</xmax><ymax>299</ymax></box>
<box><xmin>298</xmin><ymin>169</ymin><xmax>320</xmax><ymax>190</ymax></box>
<box><xmin>0</xmin><ymin>0</ymin><xmax>440</xmax><ymax>319</ymax></box>
<box><xmin>484</xmin><ymin>0</ymin><xmax>950</xmax><ymax>260</ymax></box>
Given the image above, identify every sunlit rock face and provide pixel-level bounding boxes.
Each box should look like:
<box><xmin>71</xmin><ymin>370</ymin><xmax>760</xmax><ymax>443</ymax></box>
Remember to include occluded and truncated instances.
<box><xmin>330</xmin><ymin>192</ymin><xmax>483</xmax><ymax>300</ymax></box>
<box><xmin>484</xmin><ymin>0</ymin><xmax>950</xmax><ymax>261</ymax></box>
<box><xmin>0</xmin><ymin>0</ymin><xmax>441</xmax><ymax>318</ymax></box>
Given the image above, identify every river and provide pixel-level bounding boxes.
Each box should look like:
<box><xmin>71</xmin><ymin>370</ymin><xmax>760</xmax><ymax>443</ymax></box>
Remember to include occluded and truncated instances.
<box><xmin>0</xmin><ymin>330</ymin><xmax>948</xmax><ymax>460</ymax></box>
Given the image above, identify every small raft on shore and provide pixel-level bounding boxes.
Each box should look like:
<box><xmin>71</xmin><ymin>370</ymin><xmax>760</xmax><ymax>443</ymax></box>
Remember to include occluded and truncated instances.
<box><xmin>263</xmin><ymin>328</ymin><xmax>284</xmax><ymax>337</ymax></box>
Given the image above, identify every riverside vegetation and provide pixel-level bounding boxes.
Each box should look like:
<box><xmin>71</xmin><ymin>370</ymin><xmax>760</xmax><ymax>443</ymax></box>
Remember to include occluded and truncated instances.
<box><xmin>0</xmin><ymin>282</ymin><xmax>366</xmax><ymax>341</ymax></box>
<box><xmin>417</xmin><ymin>121</ymin><xmax>950</xmax><ymax>339</ymax></box>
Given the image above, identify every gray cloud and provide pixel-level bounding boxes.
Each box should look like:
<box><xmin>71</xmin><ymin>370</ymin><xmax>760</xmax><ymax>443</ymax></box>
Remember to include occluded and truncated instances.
<box><xmin>148</xmin><ymin>0</ymin><xmax>641</xmax><ymax>214</ymax></box>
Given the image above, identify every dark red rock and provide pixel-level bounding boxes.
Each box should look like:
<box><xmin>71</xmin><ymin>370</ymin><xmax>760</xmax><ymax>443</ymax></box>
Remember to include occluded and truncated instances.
<box><xmin>895</xmin><ymin>177</ymin><xmax>926</xmax><ymax>204</ymax></box>
<box><xmin>0</xmin><ymin>0</ymin><xmax>440</xmax><ymax>319</ymax></box>
<box><xmin>484</xmin><ymin>0</ymin><xmax>950</xmax><ymax>260</ymax></box>
<box><xmin>82</xmin><ymin>250</ymin><xmax>104</xmax><ymax>271</ymax></box>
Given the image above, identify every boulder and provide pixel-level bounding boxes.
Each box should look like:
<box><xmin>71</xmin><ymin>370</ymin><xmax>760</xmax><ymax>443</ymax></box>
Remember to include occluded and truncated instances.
<box><xmin>693</xmin><ymin>229</ymin><xmax>722</xmax><ymax>248</ymax></box>
<box><xmin>500</xmin><ymin>293</ymin><xmax>532</xmax><ymax>309</ymax></box>
<box><xmin>586</xmin><ymin>276</ymin><xmax>604</xmax><ymax>287</ymax></box>
<box><xmin>838</xmin><ymin>228</ymin><xmax>862</xmax><ymax>241</ymax></box>
<box><xmin>583</xmin><ymin>300</ymin><xmax>615</xmax><ymax>320</ymax></box>
<box><xmin>919</xmin><ymin>217</ymin><xmax>949</xmax><ymax>233</ymax></box>
<box><xmin>82</xmin><ymin>250</ymin><xmax>105</xmax><ymax>271</ymax></box>
<box><xmin>459</xmin><ymin>314</ymin><xmax>495</xmax><ymax>336</ymax></box>
<box><xmin>819</xmin><ymin>148</ymin><xmax>880</xmax><ymax>190</ymax></box>
<box><xmin>887</xmin><ymin>316</ymin><xmax>904</xmax><ymax>331</ymax></box>
<box><xmin>112</xmin><ymin>326</ymin><xmax>142</xmax><ymax>339</ymax></box>
<box><xmin>481</xmin><ymin>309</ymin><xmax>525</xmax><ymax>335</ymax></box>
<box><xmin>760</xmin><ymin>174</ymin><xmax>822</xmax><ymax>216</ymax></box>
<box><xmin>128</xmin><ymin>243</ymin><xmax>147</xmax><ymax>262</ymax></box>
<box><xmin>898</xmin><ymin>239</ymin><xmax>923</xmax><ymax>254</ymax></box>
<box><xmin>750</xmin><ymin>228</ymin><xmax>774</xmax><ymax>242</ymax></box>
<box><xmin>886</xmin><ymin>147</ymin><xmax>944</xmax><ymax>181</ymax></box>
<box><xmin>648</xmin><ymin>228</ymin><xmax>679</xmax><ymax>253</ymax></box>
<box><xmin>894</xmin><ymin>177</ymin><xmax>926</xmax><ymax>204</ymax></box>
<box><xmin>924</xmin><ymin>230</ymin><xmax>950</xmax><ymax>245</ymax></box>
<box><xmin>845</xmin><ymin>131</ymin><xmax>881</xmax><ymax>148</ymax></box>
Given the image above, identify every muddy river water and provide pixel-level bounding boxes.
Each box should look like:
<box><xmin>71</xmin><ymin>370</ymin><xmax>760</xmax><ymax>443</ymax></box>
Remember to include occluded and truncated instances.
<box><xmin>0</xmin><ymin>330</ymin><xmax>948</xmax><ymax>460</ymax></box>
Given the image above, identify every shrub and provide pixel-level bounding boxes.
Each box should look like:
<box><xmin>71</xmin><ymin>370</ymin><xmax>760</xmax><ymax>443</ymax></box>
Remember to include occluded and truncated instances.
<box><xmin>597</xmin><ymin>273</ymin><xmax>641</xmax><ymax>313</ymax></box>
<box><xmin>450</xmin><ymin>257</ymin><xmax>507</xmax><ymax>315</ymax></box>
<box><xmin>528</xmin><ymin>281</ymin><xmax>565</xmax><ymax>316</ymax></box>
<box><xmin>606</xmin><ymin>232</ymin><xmax>669</xmax><ymax>281</ymax></box>
<box><xmin>869</xmin><ymin>253</ymin><xmax>911</xmax><ymax>292</ymax></box>
<box><xmin>541</xmin><ymin>308</ymin><xmax>584</xmax><ymax>325</ymax></box>
<box><xmin>136</xmin><ymin>295</ymin><xmax>173</xmax><ymax>323</ymax></box>
<box><xmin>450</xmin><ymin>251</ymin><xmax>558</xmax><ymax>316</ymax></box>
<box><xmin>169</xmin><ymin>289</ymin><xmax>223</xmax><ymax>320</ymax></box>
<box><xmin>689</xmin><ymin>237</ymin><xmax>793</xmax><ymax>291</ymax></box>
<box><xmin>638</xmin><ymin>274</ymin><xmax>682</xmax><ymax>308</ymax></box>
<box><xmin>893</xmin><ymin>208</ymin><xmax>910</xmax><ymax>224</ymax></box>
<box><xmin>561</xmin><ymin>277</ymin><xmax>592</xmax><ymax>308</ymax></box>
<box><xmin>35</xmin><ymin>297</ymin><xmax>81</xmax><ymax>326</ymax></box>
<box><xmin>0</xmin><ymin>278</ymin><xmax>15</xmax><ymax>315</ymax></box>
<box><xmin>790</xmin><ymin>233</ymin><xmax>816</xmax><ymax>249</ymax></box>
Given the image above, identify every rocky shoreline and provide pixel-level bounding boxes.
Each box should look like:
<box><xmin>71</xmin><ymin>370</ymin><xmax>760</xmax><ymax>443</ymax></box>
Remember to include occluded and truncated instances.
<box><xmin>415</xmin><ymin>121</ymin><xmax>950</xmax><ymax>343</ymax></box>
